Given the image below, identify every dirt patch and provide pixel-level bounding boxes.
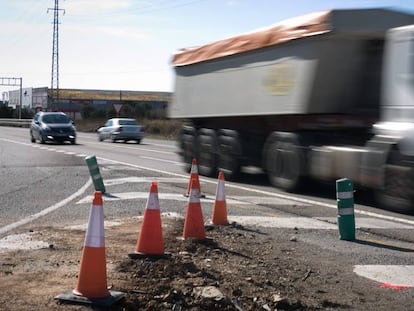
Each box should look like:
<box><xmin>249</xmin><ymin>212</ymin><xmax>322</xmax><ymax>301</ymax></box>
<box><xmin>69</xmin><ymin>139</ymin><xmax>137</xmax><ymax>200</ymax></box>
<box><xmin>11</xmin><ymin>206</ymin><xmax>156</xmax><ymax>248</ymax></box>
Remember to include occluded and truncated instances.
<box><xmin>0</xmin><ymin>216</ymin><xmax>410</xmax><ymax>310</ymax></box>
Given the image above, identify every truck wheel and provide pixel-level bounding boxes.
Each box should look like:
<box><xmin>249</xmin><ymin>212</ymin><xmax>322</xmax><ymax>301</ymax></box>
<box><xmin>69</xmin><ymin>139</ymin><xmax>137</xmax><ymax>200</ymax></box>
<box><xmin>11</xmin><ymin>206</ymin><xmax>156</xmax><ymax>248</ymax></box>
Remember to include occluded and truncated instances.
<box><xmin>376</xmin><ymin>150</ymin><xmax>414</xmax><ymax>213</ymax></box>
<box><xmin>217</xmin><ymin>135</ymin><xmax>240</xmax><ymax>180</ymax></box>
<box><xmin>197</xmin><ymin>129</ymin><xmax>217</xmax><ymax>177</ymax></box>
<box><xmin>181</xmin><ymin>126</ymin><xmax>197</xmax><ymax>173</ymax></box>
<box><xmin>265</xmin><ymin>137</ymin><xmax>304</xmax><ymax>192</ymax></box>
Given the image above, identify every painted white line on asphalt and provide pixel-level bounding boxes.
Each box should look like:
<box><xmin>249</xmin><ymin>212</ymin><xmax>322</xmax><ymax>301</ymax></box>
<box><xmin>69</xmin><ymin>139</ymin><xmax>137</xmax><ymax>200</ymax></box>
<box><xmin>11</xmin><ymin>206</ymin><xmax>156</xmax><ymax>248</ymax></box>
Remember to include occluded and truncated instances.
<box><xmin>140</xmin><ymin>156</ymin><xmax>182</xmax><ymax>165</ymax></box>
<box><xmin>2</xmin><ymin>137</ymin><xmax>414</xmax><ymax>228</ymax></box>
<box><xmin>104</xmin><ymin>177</ymin><xmax>188</xmax><ymax>186</ymax></box>
<box><xmin>316</xmin><ymin>217</ymin><xmax>414</xmax><ymax>229</ymax></box>
<box><xmin>354</xmin><ymin>265</ymin><xmax>414</xmax><ymax>287</ymax></box>
<box><xmin>84</xmin><ymin>155</ymin><xmax>414</xmax><ymax>227</ymax></box>
<box><xmin>76</xmin><ymin>190</ymin><xmax>309</xmax><ymax>206</ymax></box>
<box><xmin>228</xmin><ymin>216</ymin><xmax>337</xmax><ymax>229</ymax></box>
<box><xmin>77</xmin><ymin>192</ymin><xmax>228</xmax><ymax>204</ymax></box>
<box><xmin>0</xmin><ymin>179</ymin><xmax>92</xmax><ymax>236</ymax></box>
<box><xmin>85</xmin><ymin>140</ymin><xmax>176</xmax><ymax>155</ymax></box>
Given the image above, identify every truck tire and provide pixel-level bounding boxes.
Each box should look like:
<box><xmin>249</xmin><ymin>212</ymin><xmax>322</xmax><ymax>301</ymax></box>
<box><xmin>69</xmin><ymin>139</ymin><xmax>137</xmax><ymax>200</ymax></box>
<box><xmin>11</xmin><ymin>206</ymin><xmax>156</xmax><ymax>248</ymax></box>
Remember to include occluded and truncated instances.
<box><xmin>181</xmin><ymin>126</ymin><xmax>197</xmax><ymax>173</ymax></box>
<box><xmin>264</xmin><ymin>133</ymin><xmax>305</xmax><ymax>192</ymax></box>
<box><xmin>217</xmin><ymin>131</ymin><xmax>241</xmax><ymax>180</ymax></box>
<box><xmin>376</xmin><ymin>148</ymin><xmax>414</xmax><ymax>213</ymax></box>
<box><xmin>197</xmin><ymin>128</ymin><xmax>217</xmax><ymax>177</ymax></box>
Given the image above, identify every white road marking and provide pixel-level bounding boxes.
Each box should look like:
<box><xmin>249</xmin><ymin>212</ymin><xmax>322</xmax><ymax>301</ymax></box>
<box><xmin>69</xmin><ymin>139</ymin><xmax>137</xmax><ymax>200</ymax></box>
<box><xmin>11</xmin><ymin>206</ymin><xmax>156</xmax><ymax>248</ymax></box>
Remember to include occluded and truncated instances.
<box><xmin>85</xmin><ymin>140</ymin><xmax>176</xmax><ymax>155</ymax></box>
<box><xmin>2</xmin><ymin>137</ymin><xmax>414</xmax><ymax>229</ymax></box>
<box><xmin>316</xmin><ymin>217</ymin><xmax>414</xmax><ymax>229</ymax></box>
<box><xmin>76</xmin><ymin>190</ymin><xmax>310</xmax><ymax>206</ymax></box>
<box><xmin>227</xmin><ymin>216</ymin><xmax>414</xmax><ymax>230</ymax></box>
<box><xmin>77</xmin><ymin>192</ymin><xmax>235</xmax><ymax>204</ymax></box>
<box><xmin>103</xmin><ymin>177</ymin><xmax>188</xmax><ymax>186</ymax></box>
<box><xmin>354</xmin><ymin>265</ymin><xmax>414</xmax><ymax>287</ymax></box>
<box><xmin>228</xmin><ymin>216</ymin><xmax>337</xmax><ymax>229</ymax></box>
<box><xmin>141</xmin><ymin>156</ymin><xmax>182</xmax><ymax>165</ymax></box>
<box><xmin>0</xmin><ymin>179</ymin><xmax>92</xmax><ymax>235</ymax></box>
<box><xmin>90</xmin><ymin>154</ymin><xmax>414</xmax><ymax>227</ymax></box>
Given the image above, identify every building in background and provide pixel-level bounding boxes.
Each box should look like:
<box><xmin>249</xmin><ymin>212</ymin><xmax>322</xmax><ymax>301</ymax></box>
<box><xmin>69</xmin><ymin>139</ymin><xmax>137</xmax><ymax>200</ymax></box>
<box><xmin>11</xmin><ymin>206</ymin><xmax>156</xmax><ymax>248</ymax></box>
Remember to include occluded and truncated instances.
<box><xmin>7</xmin><ymin>87</ymin><xmax>172</xmax><ymax>119</ymax></box>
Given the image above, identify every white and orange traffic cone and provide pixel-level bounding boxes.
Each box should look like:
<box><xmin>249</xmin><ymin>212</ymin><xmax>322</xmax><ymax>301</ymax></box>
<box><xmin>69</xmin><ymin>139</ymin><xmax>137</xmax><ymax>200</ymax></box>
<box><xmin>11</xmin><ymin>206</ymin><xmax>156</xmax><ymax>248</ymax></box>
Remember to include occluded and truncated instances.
<box><xmin>185</xmin><ymin>158</ymin><xmax>202</xmax><ymax>197</ymax></box>
<box><xmin>211</xmin><ymin>171</ymin><xmax>229</xmax><ymax>225</ymax></box>
<box><xmin>129</xmin><ymin>182</ymin><xmax>168</xmax><ymax>258</ymax></box>
<box><xmin>182</xmin><ymin>177</ymin><xmax>206</xmax><ymax>240</ymax></box>
<box><xmin>55</xmin><ymin>192</ymin><xmax>125</xmax><ymax>306</ymax></box>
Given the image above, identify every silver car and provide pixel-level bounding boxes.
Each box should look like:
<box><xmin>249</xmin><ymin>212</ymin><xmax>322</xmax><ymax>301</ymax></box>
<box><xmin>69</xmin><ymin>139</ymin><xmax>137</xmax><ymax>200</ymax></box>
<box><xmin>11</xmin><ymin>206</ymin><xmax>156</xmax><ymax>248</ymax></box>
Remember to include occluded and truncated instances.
<box><xmin>97</xmin><ymin>118</ymin><xmax>144</xmax><ymax>143</ymax></box>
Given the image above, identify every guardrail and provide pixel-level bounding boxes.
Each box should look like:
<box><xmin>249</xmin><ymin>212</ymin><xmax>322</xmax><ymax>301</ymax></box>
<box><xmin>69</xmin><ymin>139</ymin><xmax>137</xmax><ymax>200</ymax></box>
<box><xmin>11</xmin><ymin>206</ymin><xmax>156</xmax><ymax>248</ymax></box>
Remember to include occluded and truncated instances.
<box><xmin>0</xmin><ymin>118</ymin><xmax>31</xmax><ymax>128</ymax></box>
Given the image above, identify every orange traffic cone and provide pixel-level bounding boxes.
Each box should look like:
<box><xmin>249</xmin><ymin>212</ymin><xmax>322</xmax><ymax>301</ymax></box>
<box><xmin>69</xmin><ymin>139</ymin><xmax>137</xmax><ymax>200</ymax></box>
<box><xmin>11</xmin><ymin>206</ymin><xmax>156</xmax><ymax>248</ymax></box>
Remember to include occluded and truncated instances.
<box><xmin>185</xmin><ymin>158</ymin><xmax>200</xmax><ymax>197</ymax></box>
<box><xmin>129</xmin><ymin>182</ymin><xmax>166</xmax><ymax>258</ymax></box>
<box><xmin>55</xmin><ymin>191</ymin><xmax>125</xmax><ymax>306</ymax></box>
<box><xmin>182</xmin><ymin>177</ymin><xmax>206</xmax><ymax>239</ymax></box>
<box><xmin>211</xmin><ymin>171</ymin><xmax>229</xmax><ymax>225</ymax></box>
<box><xmin>73</xmin><ymin>191</ymin><xmax>110</xmax><ymax>298</ymax></box>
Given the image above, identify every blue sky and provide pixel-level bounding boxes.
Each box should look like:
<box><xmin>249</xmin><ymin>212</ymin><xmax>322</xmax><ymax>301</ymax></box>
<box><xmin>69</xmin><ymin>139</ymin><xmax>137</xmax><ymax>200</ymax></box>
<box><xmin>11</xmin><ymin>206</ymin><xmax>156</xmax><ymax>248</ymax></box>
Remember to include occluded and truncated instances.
<box><xmin>1</xmin><ymin>0</ymin><xmax>414</xmax><ymax>93</ymax></box>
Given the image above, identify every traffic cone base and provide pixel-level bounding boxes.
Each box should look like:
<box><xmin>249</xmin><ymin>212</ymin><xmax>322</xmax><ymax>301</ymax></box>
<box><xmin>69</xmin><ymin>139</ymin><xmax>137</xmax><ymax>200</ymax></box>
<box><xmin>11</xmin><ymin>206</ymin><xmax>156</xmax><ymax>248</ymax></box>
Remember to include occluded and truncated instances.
<box><xmin>55</xmin><ymin>290</ymin><xmax>125</xmax><ymax>307</ymax></box>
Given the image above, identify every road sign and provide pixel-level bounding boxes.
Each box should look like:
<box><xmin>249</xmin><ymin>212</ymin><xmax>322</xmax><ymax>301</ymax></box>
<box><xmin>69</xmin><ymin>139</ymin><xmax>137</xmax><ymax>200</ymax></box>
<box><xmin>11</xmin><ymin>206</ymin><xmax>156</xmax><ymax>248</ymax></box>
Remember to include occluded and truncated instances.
<box><xmin>112</xmin><ymin>103</ymin><xmax>123</xmax><ymax>114</ymax></box>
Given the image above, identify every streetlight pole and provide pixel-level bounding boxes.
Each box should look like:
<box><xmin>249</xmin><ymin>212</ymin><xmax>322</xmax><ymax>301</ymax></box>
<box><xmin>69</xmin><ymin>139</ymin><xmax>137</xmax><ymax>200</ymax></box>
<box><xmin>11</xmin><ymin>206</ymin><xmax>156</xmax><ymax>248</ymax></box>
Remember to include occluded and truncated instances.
<box><xmin>19</xmin><ymin>77</ymin><xmax>22</xmax><ymax>119</ymax></box>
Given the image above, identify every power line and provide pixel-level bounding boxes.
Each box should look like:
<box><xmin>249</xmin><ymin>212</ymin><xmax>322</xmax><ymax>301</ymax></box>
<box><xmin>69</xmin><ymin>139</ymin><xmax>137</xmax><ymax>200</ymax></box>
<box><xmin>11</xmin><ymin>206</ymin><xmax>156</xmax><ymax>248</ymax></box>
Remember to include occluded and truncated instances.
<box><xmin>67</xmin><ymin>0</ymin><xmax>207</xmax><ymax>19</ymax></box>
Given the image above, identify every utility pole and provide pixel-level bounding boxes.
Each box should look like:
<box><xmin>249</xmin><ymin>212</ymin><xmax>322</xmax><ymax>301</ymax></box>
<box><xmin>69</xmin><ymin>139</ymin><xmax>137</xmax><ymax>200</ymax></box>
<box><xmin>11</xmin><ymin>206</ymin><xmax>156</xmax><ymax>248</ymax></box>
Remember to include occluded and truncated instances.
<box><xmin>48</xmin><ymin>0</ymin><xmax>65</xmax><ymax>111</ymax></box>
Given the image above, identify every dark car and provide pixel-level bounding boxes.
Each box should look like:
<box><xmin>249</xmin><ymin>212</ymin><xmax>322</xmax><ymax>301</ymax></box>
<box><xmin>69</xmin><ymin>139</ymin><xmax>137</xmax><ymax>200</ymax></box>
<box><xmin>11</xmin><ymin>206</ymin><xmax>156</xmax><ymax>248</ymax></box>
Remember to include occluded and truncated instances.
<box><xmin>30</xmin><ymin>112</ymin><xmax>77</xmax><ymax>144</ymax></box>
<box><xmin>97</xmin><ymin>118</ymin><xmax>144</xmax><ymax>143</ymax></box>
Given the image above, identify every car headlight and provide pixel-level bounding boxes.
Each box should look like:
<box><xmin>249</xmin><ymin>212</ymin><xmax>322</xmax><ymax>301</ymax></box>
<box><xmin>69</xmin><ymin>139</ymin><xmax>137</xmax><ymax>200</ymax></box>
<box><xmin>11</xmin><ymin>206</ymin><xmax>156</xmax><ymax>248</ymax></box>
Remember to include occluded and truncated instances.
<box><xmin>41</xmin><ymin>124</ymin><xmax>51</xmax><ymax>132</ymax></box>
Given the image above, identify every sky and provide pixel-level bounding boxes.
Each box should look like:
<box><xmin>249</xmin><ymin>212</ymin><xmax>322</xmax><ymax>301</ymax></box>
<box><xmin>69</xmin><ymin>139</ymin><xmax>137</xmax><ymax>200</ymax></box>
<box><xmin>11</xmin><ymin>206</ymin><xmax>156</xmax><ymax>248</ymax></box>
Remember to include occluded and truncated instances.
<box><xmin>1</xmin><ymin>0</ymin><xmax>414</xmax><ymax>95</ymax></box>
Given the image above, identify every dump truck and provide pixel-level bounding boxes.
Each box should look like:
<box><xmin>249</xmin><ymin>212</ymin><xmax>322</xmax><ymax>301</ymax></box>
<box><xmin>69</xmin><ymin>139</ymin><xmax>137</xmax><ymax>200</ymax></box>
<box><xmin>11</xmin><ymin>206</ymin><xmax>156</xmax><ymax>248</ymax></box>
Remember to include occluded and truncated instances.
<box><xmin>169</xmin><ymin>8</ymin><xmax>414</xmax><ymax>212</ymax></box>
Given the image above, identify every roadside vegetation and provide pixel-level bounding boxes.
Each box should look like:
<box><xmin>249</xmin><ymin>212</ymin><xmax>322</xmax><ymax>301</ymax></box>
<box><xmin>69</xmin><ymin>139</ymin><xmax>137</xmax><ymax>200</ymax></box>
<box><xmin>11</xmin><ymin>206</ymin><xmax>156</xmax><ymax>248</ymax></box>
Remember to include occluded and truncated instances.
<box><xmin>76</xmin><ymin>103</ymin><xmax>184</xmax><ymax>139</ymax></box>
<box><xmin>0</xmin><ymin>103</ymin><xmax>184</xmax><ymax>139</ymax></box>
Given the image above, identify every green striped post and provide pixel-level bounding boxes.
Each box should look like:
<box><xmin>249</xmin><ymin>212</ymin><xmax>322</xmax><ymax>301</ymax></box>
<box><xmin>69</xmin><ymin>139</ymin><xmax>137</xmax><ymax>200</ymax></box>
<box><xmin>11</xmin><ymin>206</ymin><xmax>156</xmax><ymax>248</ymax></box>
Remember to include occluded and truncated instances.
<box><xmin>85</xmin><ymin>155</ymin><xmax>106</xmax><ymax>193</ymax></box>
<box><xmin>336</xmin><ymin>178</ymin><xmax>355</xmax><ymax>241</ymax></box>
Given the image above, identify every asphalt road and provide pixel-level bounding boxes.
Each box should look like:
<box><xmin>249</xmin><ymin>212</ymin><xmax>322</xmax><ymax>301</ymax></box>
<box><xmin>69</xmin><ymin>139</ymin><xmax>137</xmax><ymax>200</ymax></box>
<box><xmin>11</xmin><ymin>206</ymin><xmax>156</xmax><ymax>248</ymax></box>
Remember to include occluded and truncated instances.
<box><xmin>0</xmin><ymin>127</ymin><xmax>414</xmax><ymax>243</ymax></box>
<box><xmin>2</xmin><ymin>125</ymin><xmax>414</xmax><ymax>286</ymax></box>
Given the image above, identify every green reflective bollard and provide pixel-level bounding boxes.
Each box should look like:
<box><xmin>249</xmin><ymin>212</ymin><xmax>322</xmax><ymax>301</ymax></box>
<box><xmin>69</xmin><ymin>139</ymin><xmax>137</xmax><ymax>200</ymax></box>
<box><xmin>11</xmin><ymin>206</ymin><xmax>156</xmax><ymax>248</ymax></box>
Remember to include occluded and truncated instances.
<box><xmin>336</xmin><ymin>178</ymin><xmax>355</xmax><ymax>241</ymax></box>
<box><xmin>85</xmin><ymin>155</ymin><xmax>106</xmax><ymax>193</ymax></box>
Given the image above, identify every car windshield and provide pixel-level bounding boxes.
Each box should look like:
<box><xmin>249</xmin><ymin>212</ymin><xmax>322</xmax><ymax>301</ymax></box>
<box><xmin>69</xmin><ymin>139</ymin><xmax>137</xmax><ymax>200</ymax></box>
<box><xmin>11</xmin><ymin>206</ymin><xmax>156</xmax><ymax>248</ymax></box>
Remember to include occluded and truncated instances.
<box><xmin>42</xmin><ymin>114</ymin><xmax>70</xmax><ymax>124</ymax></box>
<box><xmin>119</xmin><ymin>120</ymin><xmax>138</xmax><ymax>126</ymax></box>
